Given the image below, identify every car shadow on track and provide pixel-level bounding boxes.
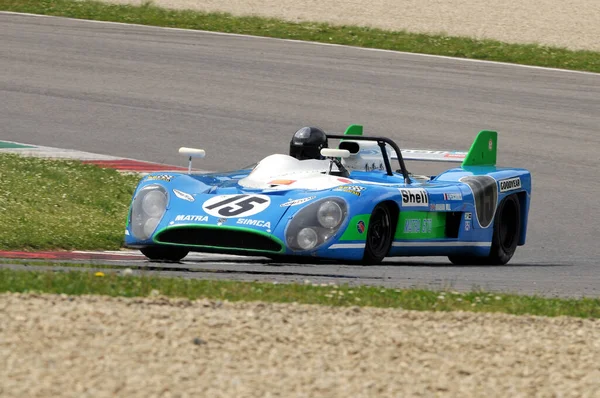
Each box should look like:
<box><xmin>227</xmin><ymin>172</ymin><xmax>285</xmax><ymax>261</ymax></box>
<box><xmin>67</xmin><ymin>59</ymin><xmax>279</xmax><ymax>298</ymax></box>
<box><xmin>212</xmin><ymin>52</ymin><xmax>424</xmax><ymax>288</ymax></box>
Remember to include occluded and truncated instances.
<box><xmin>174</xmin><ymin>256</ymin><xmax>573</xmax><ymax>268</ymax></box>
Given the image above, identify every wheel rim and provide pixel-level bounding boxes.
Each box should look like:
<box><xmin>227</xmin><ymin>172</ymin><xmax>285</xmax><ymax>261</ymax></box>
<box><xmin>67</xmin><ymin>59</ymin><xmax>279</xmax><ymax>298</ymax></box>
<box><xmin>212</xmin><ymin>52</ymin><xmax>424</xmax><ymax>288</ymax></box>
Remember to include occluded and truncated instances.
<box><xmin>368</xmin><ymin>207</ymin><xmax>391</xmax><ymax>256</ymax></box>
<box><xmin>498</xmin><ymin>199</ymin><xmax>518</xmax><ymax>251</ymax></box>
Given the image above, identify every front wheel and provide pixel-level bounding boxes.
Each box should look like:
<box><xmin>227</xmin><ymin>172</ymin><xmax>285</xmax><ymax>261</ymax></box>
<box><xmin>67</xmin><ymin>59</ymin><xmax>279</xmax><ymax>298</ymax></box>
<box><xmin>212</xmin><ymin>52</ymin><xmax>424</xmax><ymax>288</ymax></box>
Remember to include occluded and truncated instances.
<box><xmin>140</xmin><ymin>246</ymin><xmax>189</xmax><ymax>262</ymax></box>
<box><xmin>449</xmin><ymin>194</ymin><xmax>521</xmax><ymax>265</ymax></box>
<box><xmin>362</xmin><ymin>203</ymin><xmax>394</xmax><ymax>265</ymax></box>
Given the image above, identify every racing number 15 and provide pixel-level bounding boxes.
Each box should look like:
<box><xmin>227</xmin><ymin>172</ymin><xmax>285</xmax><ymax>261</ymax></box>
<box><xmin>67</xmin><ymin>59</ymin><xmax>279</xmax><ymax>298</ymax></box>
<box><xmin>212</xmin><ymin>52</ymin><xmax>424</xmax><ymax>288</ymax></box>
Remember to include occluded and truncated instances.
<box><xmin>205</xmin><ymin>195</ymin><xmax>268</xmax><ymax>217</ymax></box>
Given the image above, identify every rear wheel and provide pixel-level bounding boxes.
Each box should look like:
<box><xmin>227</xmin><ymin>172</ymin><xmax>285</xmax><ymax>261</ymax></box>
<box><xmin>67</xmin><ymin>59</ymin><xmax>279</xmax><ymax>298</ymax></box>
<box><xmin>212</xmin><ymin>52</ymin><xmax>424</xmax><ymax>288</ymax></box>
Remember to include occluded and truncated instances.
<box><xmin>362</xmin><ymin>203</ymin><xmax>394</xmax><ymax>265</ymax></box>
<box><xmin>140</xmin><ymin>246</ymin><xmax>189</xmax><ymax>262</ymax></box>
<box><xmin>449</xmin><ymin>194</ymin><xmax>521</xmax><ymax>265</ymax></box>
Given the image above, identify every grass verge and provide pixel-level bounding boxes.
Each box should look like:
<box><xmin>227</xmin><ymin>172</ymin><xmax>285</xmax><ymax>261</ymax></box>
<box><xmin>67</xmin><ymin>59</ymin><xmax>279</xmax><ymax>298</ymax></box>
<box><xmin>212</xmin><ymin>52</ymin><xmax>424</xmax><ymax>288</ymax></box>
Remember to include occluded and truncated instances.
<box><xmin>0</xmin><ymin>154</ymin><xmax>140</xmax><ymax>250</ymax></box>
<box><xmin>2</xmin><ymin>268</ymin><xmax>600</xmax><ymax>318</ymax></box>
<box><xmin>1</xmin><ymin>0</ymin><xmax>599</xmax><ymax>73</ymax></box>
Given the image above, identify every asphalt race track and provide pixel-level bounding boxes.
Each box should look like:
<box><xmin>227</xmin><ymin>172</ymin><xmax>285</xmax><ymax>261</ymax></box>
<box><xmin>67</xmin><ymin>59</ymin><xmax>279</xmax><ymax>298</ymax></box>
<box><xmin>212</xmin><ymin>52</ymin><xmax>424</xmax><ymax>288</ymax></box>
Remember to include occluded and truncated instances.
<box><xmin>2</xmin><ymin>13</ymin><xmax>600</xmax><ymax>297</ymax></box>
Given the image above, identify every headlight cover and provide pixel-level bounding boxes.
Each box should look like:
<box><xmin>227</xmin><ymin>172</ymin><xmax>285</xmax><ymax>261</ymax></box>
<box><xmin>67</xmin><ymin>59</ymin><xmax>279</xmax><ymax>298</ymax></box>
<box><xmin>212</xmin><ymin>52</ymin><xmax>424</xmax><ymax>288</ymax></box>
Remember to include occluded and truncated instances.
<box><xmin>285</xmin><ymin>197</ymin><xmax>348</xmax><ymax>251</ymax></box>
<box><xmin>131</xmin><ymin>184</ymin><xmax>168</xmax><ymax>240</ymax></box>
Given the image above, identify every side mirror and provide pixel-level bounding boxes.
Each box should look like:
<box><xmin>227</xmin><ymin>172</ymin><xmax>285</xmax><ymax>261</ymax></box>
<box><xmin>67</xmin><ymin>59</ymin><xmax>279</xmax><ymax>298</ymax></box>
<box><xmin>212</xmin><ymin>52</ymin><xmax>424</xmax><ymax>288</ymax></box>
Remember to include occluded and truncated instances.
<box><xmin>178</xmin><ymin>147</ymin><xmax>206</xmax><ymax>174</ymax></box>
<box><xmin>321</xmin><ymin>148</ymin><xmax>351</xmax><ymax>176</ymax></box>
<box><xmin>321</xmin><ymin>148</ymin><xmax>350</xmax><ymax>159</ymax></box>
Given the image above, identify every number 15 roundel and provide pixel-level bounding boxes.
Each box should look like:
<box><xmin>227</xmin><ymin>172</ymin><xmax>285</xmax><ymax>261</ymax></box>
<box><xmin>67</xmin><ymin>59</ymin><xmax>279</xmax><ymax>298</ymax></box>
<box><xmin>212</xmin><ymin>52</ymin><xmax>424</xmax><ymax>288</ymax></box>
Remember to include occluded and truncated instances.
<box><xmin>202</xmin><ymin>194</ymin><xmax>271</xmax><ymax>218</ymax></box>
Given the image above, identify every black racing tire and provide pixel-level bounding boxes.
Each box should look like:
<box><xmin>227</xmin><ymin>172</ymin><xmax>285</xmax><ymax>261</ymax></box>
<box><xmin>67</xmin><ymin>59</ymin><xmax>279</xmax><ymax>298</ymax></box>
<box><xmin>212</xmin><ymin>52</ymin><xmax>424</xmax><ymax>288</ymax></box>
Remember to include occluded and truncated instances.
<box><xmin>449</xmin><ymin>194</ymin><xmax>521</xmax><ymax>265</ymax></box>
<box><xmin>140</xmin><ymin>246</ymin><xmax>189</xmax><ymax>262</ymax></box>
<box><xmin>362</xmin><ymin>203</ymin><xmax>394</xmax><ymax>265</ymax></box>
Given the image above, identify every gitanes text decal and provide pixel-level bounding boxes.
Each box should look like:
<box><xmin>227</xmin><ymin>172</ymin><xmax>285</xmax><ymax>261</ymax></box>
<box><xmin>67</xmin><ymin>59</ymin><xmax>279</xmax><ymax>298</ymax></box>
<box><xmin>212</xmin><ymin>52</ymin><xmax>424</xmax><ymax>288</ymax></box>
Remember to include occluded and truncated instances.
<box><xmin>499</xmin><ymin>177</ymin><xmax>522</xmax><ymax>192</ymax></box>
<box><xmin>202</xmin><ymin>194</ymin><xmax>271</xmax><ymax>218</ymax></box>
<box><xmin>399</xmin><ymin>188</ymin><xmax>429</xmax><ymax>207</ymax></box>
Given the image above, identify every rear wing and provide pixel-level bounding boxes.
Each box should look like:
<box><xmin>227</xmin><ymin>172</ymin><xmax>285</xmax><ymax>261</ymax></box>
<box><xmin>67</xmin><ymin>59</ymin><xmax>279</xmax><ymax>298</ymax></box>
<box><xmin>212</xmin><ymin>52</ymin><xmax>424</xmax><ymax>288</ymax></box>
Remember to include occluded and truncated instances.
<box><xmin>398</xmin><ymin>130</ymin><xmax>498</xmax><ymax>167</ymax></box>
<box><xmin>342</xmin><ymin>125</ymin><xmax>498</xmax><ymax>167</ymax></box>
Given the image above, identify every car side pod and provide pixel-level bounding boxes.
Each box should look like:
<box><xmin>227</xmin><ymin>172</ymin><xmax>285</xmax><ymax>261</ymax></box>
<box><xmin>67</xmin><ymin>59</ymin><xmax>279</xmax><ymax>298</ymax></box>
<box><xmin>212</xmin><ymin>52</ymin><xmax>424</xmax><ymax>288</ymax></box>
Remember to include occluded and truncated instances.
<box><xmin>178</xmin><ymin>147</ymin><xmax>206</xmax><ymax>174</ymax></box>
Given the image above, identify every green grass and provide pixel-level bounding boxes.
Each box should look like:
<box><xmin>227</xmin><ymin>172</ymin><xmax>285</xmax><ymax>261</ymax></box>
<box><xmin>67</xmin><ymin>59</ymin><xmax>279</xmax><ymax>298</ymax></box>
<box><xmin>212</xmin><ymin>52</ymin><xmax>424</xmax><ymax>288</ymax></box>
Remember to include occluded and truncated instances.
<box><xmin>1</xmin><ymin>0</ymin><xmax>599</xmax><ymax>73</ymax></box>
<box><xmin>0</xmin><ymin>154</ymin><xmax>140</xmax><ymax>250</ymax></box>
<box><xmin>1</xmin><ymin>154</ymin><xmax>598</xmax><ymax>318</ymax></box>
<box><xmin>2</xmin><ymin>268</ymin><xmax>600</xmax><ymax>318</ymax></box>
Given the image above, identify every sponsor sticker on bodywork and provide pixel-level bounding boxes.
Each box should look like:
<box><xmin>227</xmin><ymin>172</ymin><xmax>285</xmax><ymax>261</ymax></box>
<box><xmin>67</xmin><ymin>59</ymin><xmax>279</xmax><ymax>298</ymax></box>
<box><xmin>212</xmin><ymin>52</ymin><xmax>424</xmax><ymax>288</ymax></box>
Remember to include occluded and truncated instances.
<box><xmin>399</xmin><ymin>188</ymin><xmax>429</xmax><ymax>207</ymax></box>
<box><xmin>443</xmin><ymin>192</ymin><xmax>463</xmax><ymax>201</ymax></box>
<box><xmin>499</xmin><ymin>177</ymin><xmax>522</xmax><ymax>192</ymax></box>
<box><xmin>236</xmin><ymin>218</ymin><xmax>271</xmax><ymax>228</ymax></box>
<box><xmin>403</xmin><ymin>218</ymin><xmax>433</xmax><ymax>234</ymax></box>
<box><xmin>334</xmin><ymin>185</ymin><xmax>366</xmax><ymax>196</ymax></box>
<box><xmin>357</xmin><ymin>220</ymin><xmax>366</xmax><ymax>234</ymax></box>
<box><xmin>202</xmin><ymin>194</ymin><xmax>271</xmax><ymax>218</ymax></box>
<box><xmin>145</xmin><ymin>174</ymin><xmax>174</xmax><ymax>182</ymax></box>
<box><xmin>173</xmin><ymin>189</ymin><xmax>194</xmax><ymax>202</ymax></box>
<box><xmin>173</xmin><ymin>215</ymin><xmax>208</xmax><ymax>222</ymax></box>
<box><xmin>280</xmin><ymin>196</ymin><xmax>316</xmax><ymax>207</ymax></box>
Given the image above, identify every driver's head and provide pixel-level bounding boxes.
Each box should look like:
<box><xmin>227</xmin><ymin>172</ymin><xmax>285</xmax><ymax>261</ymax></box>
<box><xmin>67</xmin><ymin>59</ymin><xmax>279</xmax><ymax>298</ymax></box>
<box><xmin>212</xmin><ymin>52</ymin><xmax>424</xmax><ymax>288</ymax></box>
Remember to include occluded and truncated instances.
<box><xmin>289</xmin><ymin>126</ymin><xmax>328</xmax><ymax>160</ymax></box>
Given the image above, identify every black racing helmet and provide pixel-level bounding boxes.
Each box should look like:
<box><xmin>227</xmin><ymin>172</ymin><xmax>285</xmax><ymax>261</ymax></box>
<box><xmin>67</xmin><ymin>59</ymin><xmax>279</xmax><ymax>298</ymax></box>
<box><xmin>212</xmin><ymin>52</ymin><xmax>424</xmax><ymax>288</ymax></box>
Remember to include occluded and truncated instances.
<box><xmin>289</xmin><ymin>126</ymin><xmax>328</xmax><ymax>160</ymax></box>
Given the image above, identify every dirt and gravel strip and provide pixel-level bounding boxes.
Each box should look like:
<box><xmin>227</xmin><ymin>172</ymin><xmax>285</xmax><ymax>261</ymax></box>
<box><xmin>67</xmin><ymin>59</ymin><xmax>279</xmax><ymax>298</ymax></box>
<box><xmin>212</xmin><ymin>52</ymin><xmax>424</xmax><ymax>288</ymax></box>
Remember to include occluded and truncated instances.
<box><xmin>101</xmin><ymin>0</ymin><xmax>600</xmax><ymax>51</ymax></box>
<box><xmin>2</xmin><ymin>293</ymin><xmax>600</xmax><ymax>397</ymax></box>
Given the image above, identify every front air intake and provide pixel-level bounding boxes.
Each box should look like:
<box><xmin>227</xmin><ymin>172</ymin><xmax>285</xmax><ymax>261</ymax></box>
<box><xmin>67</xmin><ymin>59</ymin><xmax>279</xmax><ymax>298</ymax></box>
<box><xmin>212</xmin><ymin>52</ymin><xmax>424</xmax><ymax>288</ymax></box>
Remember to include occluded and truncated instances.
<box><xmin>154</xmin><ymin>226</ymin><xmax>283</xmax><ymax>253</ymax></box>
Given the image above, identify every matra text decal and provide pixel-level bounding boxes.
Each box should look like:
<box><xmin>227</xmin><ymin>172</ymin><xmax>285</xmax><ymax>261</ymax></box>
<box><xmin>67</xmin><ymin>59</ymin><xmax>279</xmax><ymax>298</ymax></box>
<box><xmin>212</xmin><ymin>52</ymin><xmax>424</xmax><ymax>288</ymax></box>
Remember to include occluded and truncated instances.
<box><xmin>404</xmin><ymin>218</ymin><xmax>433</xmax><ymax>234</ymax></box>
<box><xmin>175</xmin><ymin>215</ymin><xmax>208</xmax><ymax>222</ymax></box>
<box><xmin>499</xmin><ymin>177</ymin><xmax>522</xmax><ymax>192</ymax></box>
<box><xmin>399</xmin><ymin>188</ymin><xmax>429</xmax><ymax>207</ymax></box>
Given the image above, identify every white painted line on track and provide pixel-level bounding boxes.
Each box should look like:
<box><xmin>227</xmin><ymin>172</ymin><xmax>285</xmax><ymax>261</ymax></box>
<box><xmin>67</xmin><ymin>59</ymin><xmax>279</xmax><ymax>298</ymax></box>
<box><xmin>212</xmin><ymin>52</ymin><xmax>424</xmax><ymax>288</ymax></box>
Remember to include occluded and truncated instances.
<box><xmin>2</xmin><ymin>11</ymin><xmax>599</xmax><ymax>77</ymax></box>
<box><xmin>1</xmin><ymin>139</ymin><xmax>213</xmax><ymax>173</ymax></box>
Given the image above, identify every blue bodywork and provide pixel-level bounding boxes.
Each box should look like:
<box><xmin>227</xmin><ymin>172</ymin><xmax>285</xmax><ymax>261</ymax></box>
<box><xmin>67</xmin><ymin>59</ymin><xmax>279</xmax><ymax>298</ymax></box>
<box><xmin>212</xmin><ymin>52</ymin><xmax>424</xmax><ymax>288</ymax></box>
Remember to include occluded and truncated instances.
<box><xmin>124</xmin><ymin>133</ymin><xmax>532</xmax><ymax>263</ymax></box>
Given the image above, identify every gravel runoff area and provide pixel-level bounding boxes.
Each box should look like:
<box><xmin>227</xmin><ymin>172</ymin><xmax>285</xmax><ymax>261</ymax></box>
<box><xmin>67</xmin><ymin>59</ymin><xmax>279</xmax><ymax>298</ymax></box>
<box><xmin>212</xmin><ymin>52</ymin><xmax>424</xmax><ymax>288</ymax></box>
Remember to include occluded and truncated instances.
<box><xmin>2</xmin><ymin>293</ymin><xmax>600</xmax><ymax>397</ymax></box>
<box><xmin>101</xmin><ymin>0</ymin><xmax>600</xmax><ymax>51</ymax></box>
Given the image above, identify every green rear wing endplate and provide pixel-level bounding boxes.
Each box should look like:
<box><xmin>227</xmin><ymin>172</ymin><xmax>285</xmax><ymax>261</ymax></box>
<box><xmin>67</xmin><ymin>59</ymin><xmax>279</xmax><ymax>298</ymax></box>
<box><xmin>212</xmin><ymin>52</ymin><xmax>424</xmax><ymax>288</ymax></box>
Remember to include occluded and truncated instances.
<box><xmin>460</xmin><ymin>130</ymin><xmax>497</xmax><ymax>167</ymax></box>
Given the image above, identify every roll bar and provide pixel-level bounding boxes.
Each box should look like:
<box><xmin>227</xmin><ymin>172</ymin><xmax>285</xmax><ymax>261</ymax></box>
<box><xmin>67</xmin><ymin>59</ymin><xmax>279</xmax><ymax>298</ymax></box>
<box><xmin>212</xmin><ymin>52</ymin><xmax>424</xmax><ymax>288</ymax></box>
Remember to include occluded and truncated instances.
<box><xmin>326</xmin><ymin>134</ymin><xmax>411</xmax><ymax>184</ymax></box>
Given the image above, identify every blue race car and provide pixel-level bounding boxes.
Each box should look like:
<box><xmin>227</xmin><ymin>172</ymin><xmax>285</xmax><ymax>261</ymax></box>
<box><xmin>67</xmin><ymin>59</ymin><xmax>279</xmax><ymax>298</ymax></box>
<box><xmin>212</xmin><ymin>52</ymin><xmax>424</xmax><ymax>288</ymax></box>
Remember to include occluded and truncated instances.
<box><xmin>124</xmin><ymin>124</ymin><xmax>531</xmax><ymax>265</ymax></box>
